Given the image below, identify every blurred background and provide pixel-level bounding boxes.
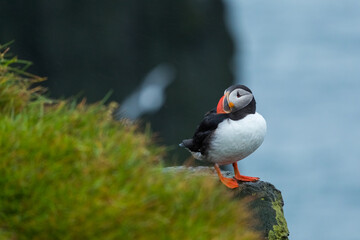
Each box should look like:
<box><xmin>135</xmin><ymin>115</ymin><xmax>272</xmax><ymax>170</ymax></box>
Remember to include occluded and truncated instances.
<box><xmin>0</xmin><ymin>0</ymin><xmax>234</xmax><ymax>162</ymax></box>
<box><xmin>1</xmin><ymin>0</ymin><xmax>360</xmax><ymax>239</ymax></box>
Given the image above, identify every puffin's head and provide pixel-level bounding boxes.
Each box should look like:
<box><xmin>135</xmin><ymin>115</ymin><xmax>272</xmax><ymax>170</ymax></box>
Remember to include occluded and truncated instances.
<box><xmin>216</xmin><ymin>85</ymin><xmax>255</xmax><ymax>114</ymax></box>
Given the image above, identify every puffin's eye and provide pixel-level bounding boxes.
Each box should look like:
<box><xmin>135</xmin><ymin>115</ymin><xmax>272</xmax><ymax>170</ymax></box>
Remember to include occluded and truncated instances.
<box><xmin>237</xmin><ymin>91</ymin><xmax>241</xmax><ymax>98</ymax></box>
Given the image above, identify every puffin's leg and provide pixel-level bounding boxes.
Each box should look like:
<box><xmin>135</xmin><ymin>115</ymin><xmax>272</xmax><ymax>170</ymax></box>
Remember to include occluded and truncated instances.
<box><xmin>233</xmin><ymin>162</ymin><xmax>259</xmax><ymax>182</ymax></box>
<box><xmin>214</xmin><ymin>163</ymin><xmax>239</xmax><ymax>189</ymax></box>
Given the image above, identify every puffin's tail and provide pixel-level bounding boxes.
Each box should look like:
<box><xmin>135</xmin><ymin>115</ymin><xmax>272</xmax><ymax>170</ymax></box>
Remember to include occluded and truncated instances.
<box><xmin>179</xmin><ymin>139</ymin><xmax>193</xmax><ymax>149</ymax></box>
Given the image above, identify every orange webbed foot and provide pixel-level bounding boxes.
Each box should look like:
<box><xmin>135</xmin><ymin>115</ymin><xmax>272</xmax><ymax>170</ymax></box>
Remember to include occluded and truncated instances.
<box><xmin>219</xmin><ymin>176</ymin><xmax>239</xmax><ymax>189</ymax></box>
<box><xmin>214</xmin><ymin>163</ymin><xmax>239</xmax><ymax>189</ymax></box>
<box><xmin>234</xmin><ymin>175</ymin><xmax>259</xmax><ymax>182</ymax></box>
<box><xmin>232</xmin><ymin>162</ymin><xmax>260</xmax><ymax>182</ymax></box>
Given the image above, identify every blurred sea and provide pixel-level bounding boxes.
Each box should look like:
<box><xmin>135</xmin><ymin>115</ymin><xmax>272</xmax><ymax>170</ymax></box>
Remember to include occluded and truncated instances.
<box><xmin>224</xmin><ymin>1</ymin><xmax>360</xmax><ymax>239</ymax></box>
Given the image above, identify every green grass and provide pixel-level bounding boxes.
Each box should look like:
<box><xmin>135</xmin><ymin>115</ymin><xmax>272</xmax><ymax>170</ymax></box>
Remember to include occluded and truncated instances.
<box><xmin>0</xmin><ymin>45</ymin><xmax>260</xmax><ymax>240</ymax></box>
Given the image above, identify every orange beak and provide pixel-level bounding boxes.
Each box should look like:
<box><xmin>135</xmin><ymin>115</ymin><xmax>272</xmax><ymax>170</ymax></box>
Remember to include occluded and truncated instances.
<box><xmin>216</xmin><ymin>95</ymin><xmax>227</xmax><ymax>114</ymax></box>
<box><xmin>216</xmin><ymin>92</ymin><xmax>232</xmax><ymax>114</ymax></box>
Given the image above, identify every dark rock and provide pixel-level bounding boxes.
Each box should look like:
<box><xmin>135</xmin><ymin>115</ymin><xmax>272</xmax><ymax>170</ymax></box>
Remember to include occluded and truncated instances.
<box><xmin>164</xmin><ymin>166</ymin><xmax>290</xmax><ymax>239</ymax></box>
<box><xmin>234</xmin><ymin>181</ymin><xmax>289</xmax><ymax>240</ymax></box>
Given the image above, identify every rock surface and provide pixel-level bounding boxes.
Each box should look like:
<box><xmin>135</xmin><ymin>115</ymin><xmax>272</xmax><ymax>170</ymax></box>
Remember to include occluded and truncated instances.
<box><xmin>165</xmin><ymin>166</ymin><xmax>290</xmax><ymax>240</ymax></box>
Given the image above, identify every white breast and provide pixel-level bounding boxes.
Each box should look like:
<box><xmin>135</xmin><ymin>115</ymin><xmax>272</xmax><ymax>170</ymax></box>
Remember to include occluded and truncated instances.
<box><xmin>207</xmin><ymin>112</ymin><xmax>266</xmax><ymax>165</ymax></box>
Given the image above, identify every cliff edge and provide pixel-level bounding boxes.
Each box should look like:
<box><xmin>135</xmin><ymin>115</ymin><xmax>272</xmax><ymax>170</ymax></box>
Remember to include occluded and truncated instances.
<box><xmin>165</xmin><ymin>166</ymin><xmax>290</xmax><ymax>240</ymax></box>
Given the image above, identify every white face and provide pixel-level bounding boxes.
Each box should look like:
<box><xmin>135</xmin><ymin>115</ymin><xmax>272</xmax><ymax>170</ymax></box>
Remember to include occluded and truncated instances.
<box><xmin>227</xmin><ymin>88</ymin><xmax>253</xmax><ymax>111</ymax></box>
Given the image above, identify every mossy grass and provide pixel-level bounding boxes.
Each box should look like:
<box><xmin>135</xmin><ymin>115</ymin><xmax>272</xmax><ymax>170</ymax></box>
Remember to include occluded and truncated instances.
<box><xmin>268</xmin><ymin>192</ymin><xmax>290</xmax><ymax>240</ymax></box>
<box><xmin>0</xmin><ymin>45</ymin><xmax>260</xmax><ymax>240</ymax></box>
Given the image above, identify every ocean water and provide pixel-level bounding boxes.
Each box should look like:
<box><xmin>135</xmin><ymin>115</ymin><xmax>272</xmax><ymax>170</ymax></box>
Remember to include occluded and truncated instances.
<box><xmin>224</xmin><ymin>1</ymin><xmax>360</xmax><ymax>239</ymax></box>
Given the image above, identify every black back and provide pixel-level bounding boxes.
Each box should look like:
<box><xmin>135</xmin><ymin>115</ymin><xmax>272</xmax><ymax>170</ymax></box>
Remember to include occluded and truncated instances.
<box><xmin>181</xmin><ymin>109</ymin><xmax>229</xmax><ymax>155</ymax></box>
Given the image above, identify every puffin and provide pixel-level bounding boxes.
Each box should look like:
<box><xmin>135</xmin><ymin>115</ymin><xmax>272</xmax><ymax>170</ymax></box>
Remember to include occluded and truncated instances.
<box><xmin>179</xmin><ymin>85</ymin><xmax>267</xmax><ymax>189</ymax></box>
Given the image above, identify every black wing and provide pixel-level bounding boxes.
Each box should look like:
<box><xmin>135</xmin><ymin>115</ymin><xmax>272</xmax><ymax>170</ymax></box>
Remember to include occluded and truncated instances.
<box><xmin>180</xmin><ymin>108</ymin><xmax>229</xmax><ymax>155</ymax></box>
